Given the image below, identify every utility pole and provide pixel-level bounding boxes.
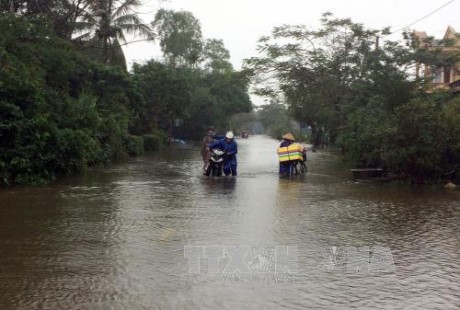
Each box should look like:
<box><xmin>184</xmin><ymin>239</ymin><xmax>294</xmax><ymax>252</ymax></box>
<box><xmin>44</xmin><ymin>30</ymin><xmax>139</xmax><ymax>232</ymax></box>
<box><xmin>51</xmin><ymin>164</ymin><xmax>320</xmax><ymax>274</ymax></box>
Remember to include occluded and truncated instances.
<box><xmin>9</xmin><ymin>0</ymin><xmax>14</xmax><ymax>13</ymax></box>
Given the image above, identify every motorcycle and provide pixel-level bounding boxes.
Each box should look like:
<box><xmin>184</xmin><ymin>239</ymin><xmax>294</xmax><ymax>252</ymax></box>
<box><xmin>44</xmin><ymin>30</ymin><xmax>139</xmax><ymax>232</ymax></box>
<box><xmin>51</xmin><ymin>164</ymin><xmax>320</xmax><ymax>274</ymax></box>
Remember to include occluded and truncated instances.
<box><xmin>205</xmin><ymin>148</ymin><xmax>225</xmax><ymax>176</ymax></box>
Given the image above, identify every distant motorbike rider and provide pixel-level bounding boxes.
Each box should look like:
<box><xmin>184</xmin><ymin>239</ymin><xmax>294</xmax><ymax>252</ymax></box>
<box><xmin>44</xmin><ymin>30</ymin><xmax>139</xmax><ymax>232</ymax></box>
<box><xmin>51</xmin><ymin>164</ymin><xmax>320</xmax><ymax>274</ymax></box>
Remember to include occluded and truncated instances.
<box><xmin>209</xmin><ymin>131</ymin><xmax>238</xmax><ymax>176</ymax></box>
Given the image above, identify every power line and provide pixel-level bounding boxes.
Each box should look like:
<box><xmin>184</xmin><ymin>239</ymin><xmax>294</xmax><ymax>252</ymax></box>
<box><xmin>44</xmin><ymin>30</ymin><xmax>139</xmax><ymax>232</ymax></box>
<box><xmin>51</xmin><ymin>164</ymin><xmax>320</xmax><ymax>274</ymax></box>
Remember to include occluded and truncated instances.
<box><xmin>390</xmin><ymin>0</ymin><xmax>457</xmax><ymax>34</ymax></box>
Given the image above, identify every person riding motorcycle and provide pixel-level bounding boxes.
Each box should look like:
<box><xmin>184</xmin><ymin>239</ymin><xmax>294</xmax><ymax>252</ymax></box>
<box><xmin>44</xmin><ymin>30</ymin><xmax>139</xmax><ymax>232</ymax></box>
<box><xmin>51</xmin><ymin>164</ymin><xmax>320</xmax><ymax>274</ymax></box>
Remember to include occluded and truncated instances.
<box><xmin>208</xmin><ymin>131</ymin><xmax>238</xmax><ymax>176</ymax></box>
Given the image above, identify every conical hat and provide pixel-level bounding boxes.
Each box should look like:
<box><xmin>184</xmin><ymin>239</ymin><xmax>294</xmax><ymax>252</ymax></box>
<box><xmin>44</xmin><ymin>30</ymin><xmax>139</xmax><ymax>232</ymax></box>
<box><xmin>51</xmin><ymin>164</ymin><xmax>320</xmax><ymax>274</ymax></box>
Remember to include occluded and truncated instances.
<box><xmin>282</xmin><ymin>132</ymin><xmax>295</xmax><ymax>141</ymax></box>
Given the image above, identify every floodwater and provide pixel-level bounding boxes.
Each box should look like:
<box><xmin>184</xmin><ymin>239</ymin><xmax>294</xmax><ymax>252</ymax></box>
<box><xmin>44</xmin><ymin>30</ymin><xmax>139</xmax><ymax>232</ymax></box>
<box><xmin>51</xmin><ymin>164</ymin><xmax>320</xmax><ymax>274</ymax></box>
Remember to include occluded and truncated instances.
<box><xmin>0</xmin><ymin>135</ymin><xmax>458</xmax><ymax>309</ymax></box>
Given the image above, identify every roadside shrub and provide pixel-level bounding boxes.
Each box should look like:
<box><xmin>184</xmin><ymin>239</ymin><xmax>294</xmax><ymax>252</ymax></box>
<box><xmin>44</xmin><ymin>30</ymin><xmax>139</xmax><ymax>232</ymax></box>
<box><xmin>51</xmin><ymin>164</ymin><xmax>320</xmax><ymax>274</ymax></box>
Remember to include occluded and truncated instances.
<box><xmin>55</xmin><ymin>128</ymin><xmax>99</xmax><ymax>174</ymax></box>
<box><xmin>337</xmin><ymin>98</ymin><xmax>396</xmax><ymax>168</ymax></box>
<box><xmin>389</xmin><ymin>98</ymin><xmax>460</xmax><ymax>182</ymax></box>
<box><xmin>0</xmin><ymin>15</ymin><xmax>145</xmax><ymax>185</ymax></box>
<box><xmin>143</xmin><ymin>130</ymin><xmax>167</xmax><ymax>151</ymax></box>
<box><xmin>125</xmin><ymin>135</ymin><xmax>144</xmax><ymax>156</ymax></box>
<box><xmin>338</xmin><ymin>96</ymin><xmax>460</xmax><ymax>183</ymax></box>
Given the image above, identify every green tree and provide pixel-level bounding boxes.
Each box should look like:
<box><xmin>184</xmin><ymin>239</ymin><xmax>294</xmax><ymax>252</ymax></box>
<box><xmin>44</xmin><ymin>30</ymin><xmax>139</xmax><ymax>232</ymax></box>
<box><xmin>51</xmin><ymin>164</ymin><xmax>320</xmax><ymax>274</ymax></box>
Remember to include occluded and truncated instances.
<box><xmin>131</xmin><ymin>60</ymin><xmax>252</xmax><ymax>140</ymax></box>
<box><xmin>245</xmin><ymin>13</ymin><xmax>460</xmax><ymax>182</ymax></box>
<box><xmin>131</xmin><ymin>61</ymin><xmax>197</xmax><ymax>132</ymax></box>
<box><xmin>257</xmin><ymin>101</ymin><xmax>294</xmax><ymax>139</ymax></box>
<box><xmin>1</xmin><ymin>0</ymin><xmax>94</xmax><ymax>39</ymax></box>
<box><xmin>152</xmin><ymin>9</ymin><xmax>203</xmax><ymax>67</ymax></box>
<box><xmin>203</xmin><ymin>38</ymin><xmax>232</xmax><ymax>73</ymax></box>
<box><xmin>0</xmin><ymin>14</ymin><xmax>145</xmax><ymax>185</ymax></box>
<box><xmin>245</xmin><ymin>13</ymin><xmax>414</xmax><ymax>146</ymax></box>
<box><xmin>75</xmin><ymin>0</ymin><xmax>154</xmax><ymax>67</ymax></box>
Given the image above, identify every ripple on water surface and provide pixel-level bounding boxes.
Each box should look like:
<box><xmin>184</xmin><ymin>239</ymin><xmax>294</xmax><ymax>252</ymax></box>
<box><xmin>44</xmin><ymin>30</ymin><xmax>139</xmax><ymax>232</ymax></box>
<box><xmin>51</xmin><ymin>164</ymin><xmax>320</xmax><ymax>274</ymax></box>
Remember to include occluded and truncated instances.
<box><xmin>0</xmin><ymin>136</ymin><xmax>458</xmax><ymax>309</ymax></box>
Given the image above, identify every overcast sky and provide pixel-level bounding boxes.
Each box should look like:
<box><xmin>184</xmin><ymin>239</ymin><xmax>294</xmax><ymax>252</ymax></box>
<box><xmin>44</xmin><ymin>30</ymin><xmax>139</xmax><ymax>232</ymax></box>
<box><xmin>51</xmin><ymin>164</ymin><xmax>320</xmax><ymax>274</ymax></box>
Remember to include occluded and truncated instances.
<box><xmin>122</xmin><ymin>0</ymin><xmax>460</xmax><ymax>104</ymax></box>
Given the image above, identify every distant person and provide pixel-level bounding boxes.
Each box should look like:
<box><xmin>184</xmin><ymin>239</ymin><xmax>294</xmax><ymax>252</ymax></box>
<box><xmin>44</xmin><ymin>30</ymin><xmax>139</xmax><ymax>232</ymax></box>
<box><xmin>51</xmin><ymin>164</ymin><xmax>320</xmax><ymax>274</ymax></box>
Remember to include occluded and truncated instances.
<box><xmin>279</xmin><ymin>132</ymin><xmax>295</xmax><ymax>175</ymax></box>
<box><xmin>209</xmin><ymin>131</ymin><xmax>238</xmax><ymax>176</ymax></box>
<box><xmin>444</xmin><ymin>180</ymin><xmax>456</xmax><ymax>189</ymax></box>
<box><xmin>201</xmin><ymin>126</ymin><xmax>215</xmax><ymax>173</ymax></box>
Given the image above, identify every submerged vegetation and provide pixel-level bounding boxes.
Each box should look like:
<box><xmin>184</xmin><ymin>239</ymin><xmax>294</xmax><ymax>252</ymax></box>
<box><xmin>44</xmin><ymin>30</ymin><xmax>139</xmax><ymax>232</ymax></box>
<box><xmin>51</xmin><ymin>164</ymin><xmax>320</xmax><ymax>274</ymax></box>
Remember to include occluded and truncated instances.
<box><xmin>1</xmin><ymin>2</ymin><xmax>458</xmax><ymax>185</ymax></box>
<box><xmin>245</xmin><ymin>13</ymin><xmax>460</xmax><ymax>183</ymax></box>
<box><xmin>0</xmin><ymin>2</ymin><xmax>250</xmax><ymax>185</ymax></box>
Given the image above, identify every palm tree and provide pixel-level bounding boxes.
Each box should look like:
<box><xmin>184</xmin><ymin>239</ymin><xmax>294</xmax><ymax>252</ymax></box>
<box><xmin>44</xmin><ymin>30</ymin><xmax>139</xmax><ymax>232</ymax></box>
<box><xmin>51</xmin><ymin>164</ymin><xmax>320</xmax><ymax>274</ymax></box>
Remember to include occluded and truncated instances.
<box><xmin>74</xmin><ymin>0</ymin><xmax>154</xmax><ymax>68</ymax></box>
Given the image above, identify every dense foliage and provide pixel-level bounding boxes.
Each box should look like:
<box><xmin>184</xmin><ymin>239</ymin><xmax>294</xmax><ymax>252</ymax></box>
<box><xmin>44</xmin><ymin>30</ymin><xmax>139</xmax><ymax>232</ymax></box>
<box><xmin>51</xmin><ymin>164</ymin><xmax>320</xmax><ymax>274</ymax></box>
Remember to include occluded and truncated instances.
<box><xmin>4</xmin><ymin>3</ymin><xmax>457</xmax><ymax>185</ymax></box>
<box><xmin>246</xmin><ymin>13</ymin><xmax>460</xmax><ymax>182</ymax></box>
<box><xmin>0</xmin><ymin>5</ymin><xmax>252</xmax><ymax>185</ymax></box>
<box><xmin>0</xmin><ymin>13</ymin><xmax>144</xmax><ymax>185</ymax></box>
<box><xmin>131</xmin><ymin>60</ymin><xmax>251</xmax><ymax>140</ymax></box>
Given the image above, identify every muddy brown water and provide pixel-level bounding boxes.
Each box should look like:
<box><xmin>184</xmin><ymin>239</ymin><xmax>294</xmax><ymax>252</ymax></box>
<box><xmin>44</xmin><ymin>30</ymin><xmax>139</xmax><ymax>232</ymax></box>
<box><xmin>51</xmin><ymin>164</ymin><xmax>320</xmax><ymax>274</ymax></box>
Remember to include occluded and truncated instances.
<box><xmin>0</xmin><ymin>136</ymin><xmax>458</xmax><ymax>309</ymax></box>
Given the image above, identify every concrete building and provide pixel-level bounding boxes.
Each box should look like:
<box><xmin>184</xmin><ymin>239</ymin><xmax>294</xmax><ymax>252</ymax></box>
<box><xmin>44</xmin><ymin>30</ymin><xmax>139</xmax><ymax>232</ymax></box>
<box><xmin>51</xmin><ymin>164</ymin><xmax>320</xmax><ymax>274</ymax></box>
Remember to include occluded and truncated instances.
<box><xmin>413</xmin><ymin>26</ymin><xmax>460</xmax><ymax>92</ymax></box>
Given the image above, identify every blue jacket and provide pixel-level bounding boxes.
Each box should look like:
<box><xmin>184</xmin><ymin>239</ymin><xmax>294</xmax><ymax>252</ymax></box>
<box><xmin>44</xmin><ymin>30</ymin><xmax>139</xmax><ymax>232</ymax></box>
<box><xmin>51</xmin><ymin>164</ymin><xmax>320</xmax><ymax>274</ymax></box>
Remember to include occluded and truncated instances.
<box><xmin>210</xmin><ymin>139</ymin><xmax>238</xmax><ymax>161</ymax></box>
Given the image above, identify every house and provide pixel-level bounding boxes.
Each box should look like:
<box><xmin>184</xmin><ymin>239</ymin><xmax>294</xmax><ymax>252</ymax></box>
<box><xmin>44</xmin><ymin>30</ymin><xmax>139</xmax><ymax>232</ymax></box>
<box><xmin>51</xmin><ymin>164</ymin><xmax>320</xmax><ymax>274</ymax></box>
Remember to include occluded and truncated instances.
<box><xmin>413</xmin><ymin>26</ymin><xmax>460</xmax><ymax>92</ymax></box>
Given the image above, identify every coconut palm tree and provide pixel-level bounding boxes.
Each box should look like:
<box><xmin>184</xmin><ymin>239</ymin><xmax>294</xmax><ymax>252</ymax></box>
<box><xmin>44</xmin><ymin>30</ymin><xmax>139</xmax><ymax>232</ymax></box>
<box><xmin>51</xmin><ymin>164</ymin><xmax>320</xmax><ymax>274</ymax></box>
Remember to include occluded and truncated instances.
<box><xmin>74</xmin><ymin>0</ymin><xmax>154</xmax><ymax>67</ymax></box>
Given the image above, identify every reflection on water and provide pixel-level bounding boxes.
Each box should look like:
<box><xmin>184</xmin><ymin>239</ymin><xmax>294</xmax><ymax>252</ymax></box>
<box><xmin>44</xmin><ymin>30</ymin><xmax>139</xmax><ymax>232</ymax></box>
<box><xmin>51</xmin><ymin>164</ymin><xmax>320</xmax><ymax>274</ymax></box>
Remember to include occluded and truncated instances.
<box><xmin>0</xmin><ymin>136</ymin><xmax>459</xmax><ymax>309</ymax></box>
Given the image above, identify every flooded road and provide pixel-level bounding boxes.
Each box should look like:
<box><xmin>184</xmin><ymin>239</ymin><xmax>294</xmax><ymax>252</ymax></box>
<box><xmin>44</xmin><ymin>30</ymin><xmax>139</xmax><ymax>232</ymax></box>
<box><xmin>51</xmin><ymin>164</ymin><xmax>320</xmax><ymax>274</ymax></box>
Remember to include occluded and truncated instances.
<box><xmin>0</xmin><ymin>135</ymin><xmax>459</xmax><ymax>309</ymax></box>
